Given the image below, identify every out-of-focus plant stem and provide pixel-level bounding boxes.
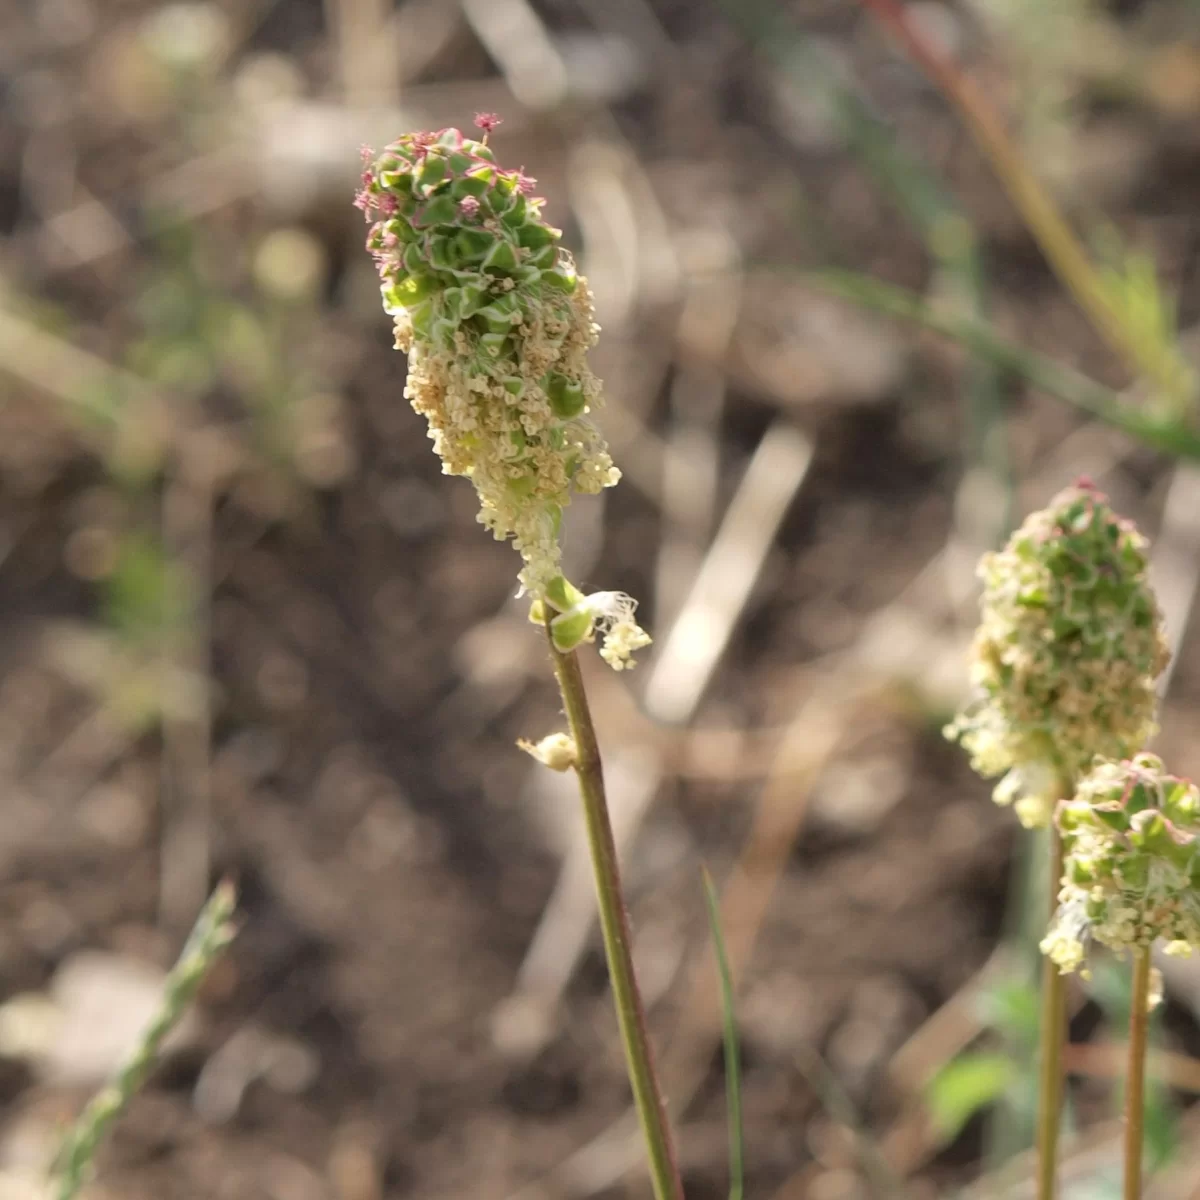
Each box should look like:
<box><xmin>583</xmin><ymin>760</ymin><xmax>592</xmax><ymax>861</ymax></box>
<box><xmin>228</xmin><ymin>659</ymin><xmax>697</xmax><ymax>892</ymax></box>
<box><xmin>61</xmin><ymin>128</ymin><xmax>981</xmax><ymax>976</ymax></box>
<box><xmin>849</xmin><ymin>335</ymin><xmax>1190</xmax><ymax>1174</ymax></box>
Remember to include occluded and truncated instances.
<box><xmin>855</xmin><ymin>0</ymin><xmax>1191</xmax><ymax>412</ymax></box>
<box><xmin>702</xmin><ymin>867</ymin><xmax>743</xmax><ymax>1200</ymax></box>
<box><xmin>1036</xmin><ymin>824</ymin><xmax>1068</xmax><ymax>1200</ymax></box>
<box><xmin>804</xmin><ymin>270</ymin><xmax>1200</xmax><ymax>462</ymax></box>
<box><xmin>719</xmin><ymin>0</ymin><xmax>1009</xmax><ymax>527</ymax></box>
<box><xmin>1124</xmin><ymin>948</ymin><xmax>1152</xmax><ymax>1200</ymax></box>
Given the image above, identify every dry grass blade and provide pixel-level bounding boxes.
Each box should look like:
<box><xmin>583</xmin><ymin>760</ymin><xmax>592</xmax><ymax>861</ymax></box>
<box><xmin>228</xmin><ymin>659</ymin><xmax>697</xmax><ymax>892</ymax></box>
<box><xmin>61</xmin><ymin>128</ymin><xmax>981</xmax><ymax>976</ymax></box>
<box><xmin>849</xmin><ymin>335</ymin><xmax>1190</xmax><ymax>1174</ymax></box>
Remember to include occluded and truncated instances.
<box><xmin>158</xmin><ymin>467</ymin><xmax>215</xmax><ymax>936</ymax></box>
<box><xmin>1063</xmin><ymin>1042</ymin><xmax>1200</xmax><ymax>1095</ymax></box>
<box><xmin>654</xmin><ymin>235</ymin><xmax>742</xmax><ymax>634</ymax></box>
<box><xmin>956</xmin><ymin>1121</ymin><xmax>1125</xmax><ymax>1200</ymax></box>
<box><xmin>460</xmin><ymin>0</ymin><xmax>567</xmax><ymax>110</ymax></box>
<box><xmin>0</xmin><ymin>307</ymin><xmax>173</xmax><ymax>461</ymax></box>
<box><xmin>645</xmin><ymin>421</ymin><xmax>815</xmax><ymax>725</ymax></box>
<box><xmin>325</xmin><ymin>0</ymin><xmax>396</xmax><ymax>108</ymax></box>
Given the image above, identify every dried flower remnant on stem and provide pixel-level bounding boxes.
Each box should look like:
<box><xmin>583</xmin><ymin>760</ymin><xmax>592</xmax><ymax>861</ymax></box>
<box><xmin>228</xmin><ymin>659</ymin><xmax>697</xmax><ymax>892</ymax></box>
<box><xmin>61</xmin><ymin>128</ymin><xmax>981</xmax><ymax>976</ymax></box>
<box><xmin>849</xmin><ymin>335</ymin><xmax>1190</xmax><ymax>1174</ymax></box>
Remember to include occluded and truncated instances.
<box><xmin>518</xmin><ymin>731</ymin><xmax>577</xmax><ymax>771</ymax></box>
<box><xmin>357</xmin><ymin>124</ymin><xmax>649</xmax><ymax>668</ymax></box>
<box><xmin>1042</xmin><ymin>754</ymin><xmax>1200</xmax><ymax>977</ymax></box>
<box><xmin>945</xmin><ymin>480</ymin><xmax>1169</xmax><ymax>827</ymax></box>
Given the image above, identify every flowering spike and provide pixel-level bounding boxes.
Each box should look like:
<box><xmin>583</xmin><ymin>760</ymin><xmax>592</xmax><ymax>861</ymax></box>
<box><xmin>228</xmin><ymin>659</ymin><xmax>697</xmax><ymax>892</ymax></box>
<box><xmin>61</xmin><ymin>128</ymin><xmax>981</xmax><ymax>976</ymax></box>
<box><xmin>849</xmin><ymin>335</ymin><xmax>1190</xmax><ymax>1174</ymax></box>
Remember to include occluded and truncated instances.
<box><xmin>945</xmin><ymin>483</ymin><xmax>1169</xmax><ymax>827</ymax></box>
<box><xmin>358</xmin><ymin>128</ymin><xmax>650</xmax><ymax>668</ymax></box>
<box><xmin>1042</xmin><ymin>754</ymin><xmax>1200</xmax><ymax>975</ymax></box>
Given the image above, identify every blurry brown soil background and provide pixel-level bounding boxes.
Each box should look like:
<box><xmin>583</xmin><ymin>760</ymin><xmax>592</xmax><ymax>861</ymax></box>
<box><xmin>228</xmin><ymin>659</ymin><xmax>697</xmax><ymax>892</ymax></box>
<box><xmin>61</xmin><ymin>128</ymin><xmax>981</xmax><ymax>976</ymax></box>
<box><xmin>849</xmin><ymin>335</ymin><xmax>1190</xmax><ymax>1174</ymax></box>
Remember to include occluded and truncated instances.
<box><xmin>5</xmin><ymin>1</ymin><xmax>1200</xmax><ymax>1198</ymax></box>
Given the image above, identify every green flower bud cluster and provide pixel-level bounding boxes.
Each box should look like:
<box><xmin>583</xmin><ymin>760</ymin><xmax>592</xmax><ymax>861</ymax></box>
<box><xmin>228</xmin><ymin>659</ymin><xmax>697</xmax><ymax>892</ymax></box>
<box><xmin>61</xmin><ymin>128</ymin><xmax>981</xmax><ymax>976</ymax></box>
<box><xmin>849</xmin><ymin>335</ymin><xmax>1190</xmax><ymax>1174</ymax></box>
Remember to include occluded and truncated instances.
<box><xmin>357</xmin><ymin>120</ymin><xmax>649</xmax><ymax>668</ymax></box>
<box><xmin>946</xmin><ymin>481</ymin><xmax>1169</xmax><ymax>828</ymax></box>
<box><xmin>1042</xmin><ymin>754</ymin><xmax>1200</xmax><ymax>975</ymax></box>
<box><xmin>358</xmin><ymin>127</ymin><xmax>582</xmax><ymax>353</ymax></box>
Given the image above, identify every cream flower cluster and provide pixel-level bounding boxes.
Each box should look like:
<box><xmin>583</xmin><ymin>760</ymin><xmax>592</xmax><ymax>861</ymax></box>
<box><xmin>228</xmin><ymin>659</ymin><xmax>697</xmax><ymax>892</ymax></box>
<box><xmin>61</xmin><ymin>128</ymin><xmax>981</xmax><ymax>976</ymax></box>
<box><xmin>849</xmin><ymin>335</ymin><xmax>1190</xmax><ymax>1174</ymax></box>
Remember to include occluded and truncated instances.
<box><xmin>946</xmin><ymin>481</ymin><xmax>1169</xmax><ymax>827</ymax></box>
<box><xmin>529</xmin><ymin>578</ymin><xmax>652</xmax><ymax>672</ymax></box>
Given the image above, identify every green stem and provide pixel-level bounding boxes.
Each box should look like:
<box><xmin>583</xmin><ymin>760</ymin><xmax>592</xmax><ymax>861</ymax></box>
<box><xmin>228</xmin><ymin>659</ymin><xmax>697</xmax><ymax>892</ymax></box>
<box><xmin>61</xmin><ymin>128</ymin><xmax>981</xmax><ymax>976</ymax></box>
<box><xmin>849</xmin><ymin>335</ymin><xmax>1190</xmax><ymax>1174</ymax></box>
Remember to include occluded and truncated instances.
<box><xmin>1036</xmin><ymin>824</ymin><xmax>1068</xmax><ymax>1200</ymax></box>
<box><xmin>701</xmin><ymin>868</ymin><xmax>743</xmax><ymax>1200</ymax></box>
<box><xmin>545</xmin><ymin>631</ymin><xmax>684</xmax><ymax>1200</ymax></box>
<box><xmin>1124</xmin><ymin>947</ymin><xmax>1152</xmax><ymax>1200</ymax></box>
<box><xmin>802</xmin><ymin>270</ymin><xmax>1200</xmax><ymax>462</ymax></box>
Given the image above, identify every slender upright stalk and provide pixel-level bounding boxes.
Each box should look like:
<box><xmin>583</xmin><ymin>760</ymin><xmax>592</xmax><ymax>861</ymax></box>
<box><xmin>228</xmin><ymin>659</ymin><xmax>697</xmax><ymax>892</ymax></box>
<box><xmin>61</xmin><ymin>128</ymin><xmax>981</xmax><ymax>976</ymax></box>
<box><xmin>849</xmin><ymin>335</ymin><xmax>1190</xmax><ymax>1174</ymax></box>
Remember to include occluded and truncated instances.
<box><xmin>1043</xmin><ymin>758</ymin><xmax>1200</xmax><ymax>1199</ymax></box>
<box><xmin>1036</xmin><ymin>824</ymin><xmax>1068</xmax><ymax>1200</ymax></box>
<box><xmin>943</xmin><ymin>481</ymin><xmax>1169</xmax><ymax>1198</ymax></box>
<box><xmin>1124</xmin><ymin>947</ymin><xmax>1152</xmax><ymax>1200</ymax></box>
<box><xmin>545</xmin><ymin>629</ymin><xmax>684</xmax><ymax>1200</ymax></box>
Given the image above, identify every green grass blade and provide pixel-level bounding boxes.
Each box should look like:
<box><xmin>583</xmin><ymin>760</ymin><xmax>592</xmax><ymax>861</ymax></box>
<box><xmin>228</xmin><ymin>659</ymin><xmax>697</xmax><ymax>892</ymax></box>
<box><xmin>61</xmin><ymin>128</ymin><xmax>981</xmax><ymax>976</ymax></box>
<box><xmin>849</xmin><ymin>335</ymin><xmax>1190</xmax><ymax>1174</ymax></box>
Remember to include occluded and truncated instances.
<box><xmin>53</xmin><ymin>881</ymin><xmax>238</xmax><ymax>1200</ymax></box>
<box><xmin>699</xmin><ymin>879</ymin><xmax>914</xmax><ymax>1199</ymax></box>
<box><xmin>804</xmin><ymin>269</ymin><xmax>1200</xmax><ymax>462</ymax></box>
<box><xmin>701</xmin><ymin>867</ymin><xmax>744</xmax><ymax>1200</ymax></box>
